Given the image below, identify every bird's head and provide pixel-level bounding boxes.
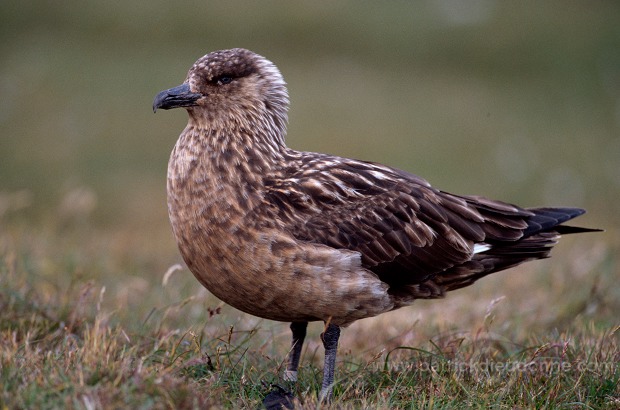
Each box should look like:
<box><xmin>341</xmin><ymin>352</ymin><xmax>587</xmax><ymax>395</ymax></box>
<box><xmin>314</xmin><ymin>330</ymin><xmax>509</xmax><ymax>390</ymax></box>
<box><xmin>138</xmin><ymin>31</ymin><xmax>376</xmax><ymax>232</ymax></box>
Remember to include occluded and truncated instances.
<box><xmin>153</xmin><ymin>48</ymin><xmax>289</xmax><ymax>136</ymax></box>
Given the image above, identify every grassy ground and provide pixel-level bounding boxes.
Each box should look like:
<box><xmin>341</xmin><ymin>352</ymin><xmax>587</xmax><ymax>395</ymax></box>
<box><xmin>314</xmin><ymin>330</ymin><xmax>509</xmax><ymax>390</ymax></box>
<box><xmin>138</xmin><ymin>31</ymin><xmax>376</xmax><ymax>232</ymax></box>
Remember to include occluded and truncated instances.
<box><xmin>1</xmin><ymin>202</ymin><xmax>618</xmax><ymax>408</ymax></box>
<box><xmin>1</xmin><ymin>1</ymin><xmax>619</xmax><ymax>408</ymax></box>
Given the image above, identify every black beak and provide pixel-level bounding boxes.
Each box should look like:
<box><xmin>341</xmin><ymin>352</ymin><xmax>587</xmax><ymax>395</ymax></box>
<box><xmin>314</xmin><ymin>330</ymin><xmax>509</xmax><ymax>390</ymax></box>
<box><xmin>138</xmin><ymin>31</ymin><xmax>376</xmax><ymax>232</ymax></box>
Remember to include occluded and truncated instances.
<box><xmin>153</xmin><ymin>83</ymin><xmax>202</xmax><ymax>113</ymax></box>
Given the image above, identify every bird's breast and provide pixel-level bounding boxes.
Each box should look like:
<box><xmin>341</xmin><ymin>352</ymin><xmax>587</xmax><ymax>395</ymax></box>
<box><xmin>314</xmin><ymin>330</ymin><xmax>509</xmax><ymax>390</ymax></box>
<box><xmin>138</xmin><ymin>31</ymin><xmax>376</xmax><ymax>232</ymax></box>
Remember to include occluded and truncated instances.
<box><xmin>165</xmin><ymin>137</ymin><xmax>394</xmax><ymax>324</ymax></box>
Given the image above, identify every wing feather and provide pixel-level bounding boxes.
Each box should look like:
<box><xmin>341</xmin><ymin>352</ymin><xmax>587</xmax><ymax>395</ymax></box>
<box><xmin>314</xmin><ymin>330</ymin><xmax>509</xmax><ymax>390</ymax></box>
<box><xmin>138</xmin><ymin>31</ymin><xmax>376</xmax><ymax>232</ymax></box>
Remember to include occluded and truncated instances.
<box><xmin>261</xmin><ymin>154</ymin><xmax>583</xmax><ymax>289</ymax></box>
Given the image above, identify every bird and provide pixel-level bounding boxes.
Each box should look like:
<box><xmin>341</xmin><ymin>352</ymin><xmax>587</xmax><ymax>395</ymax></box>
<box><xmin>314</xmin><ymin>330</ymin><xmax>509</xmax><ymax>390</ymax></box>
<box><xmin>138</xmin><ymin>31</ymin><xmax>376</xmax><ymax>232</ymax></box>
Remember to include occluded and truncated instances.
<box><xmin>153</xmin><ymin>48</ymin><xmax>599</xmax><ymax>403</ymax></box>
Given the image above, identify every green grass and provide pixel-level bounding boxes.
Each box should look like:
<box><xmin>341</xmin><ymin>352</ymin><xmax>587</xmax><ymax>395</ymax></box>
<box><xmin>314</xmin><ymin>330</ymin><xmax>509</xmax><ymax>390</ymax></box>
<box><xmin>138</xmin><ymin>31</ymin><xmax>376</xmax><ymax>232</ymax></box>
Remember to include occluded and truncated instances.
<box><xmin>1</xmin><ymin>217</ymin><xmax>618</xmax><ymax>409</ymax></box>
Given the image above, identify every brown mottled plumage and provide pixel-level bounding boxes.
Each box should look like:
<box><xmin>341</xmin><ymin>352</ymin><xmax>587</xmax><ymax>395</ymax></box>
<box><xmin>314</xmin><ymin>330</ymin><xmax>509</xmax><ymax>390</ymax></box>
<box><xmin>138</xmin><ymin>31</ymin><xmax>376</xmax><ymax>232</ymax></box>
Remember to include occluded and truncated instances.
<box><xmin>153</xmin><ymin>48</ymin><xmax>598</xmax><ymax>402</ymax></box>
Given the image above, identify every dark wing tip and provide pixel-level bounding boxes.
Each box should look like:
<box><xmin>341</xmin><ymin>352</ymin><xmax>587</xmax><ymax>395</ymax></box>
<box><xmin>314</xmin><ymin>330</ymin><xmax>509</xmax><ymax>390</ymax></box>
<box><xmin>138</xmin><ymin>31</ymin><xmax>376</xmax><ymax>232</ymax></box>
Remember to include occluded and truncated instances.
<box><xmin>524</xmin><ymin>207</ymin><xmax>601</xmax><ymax>236</ymax></box>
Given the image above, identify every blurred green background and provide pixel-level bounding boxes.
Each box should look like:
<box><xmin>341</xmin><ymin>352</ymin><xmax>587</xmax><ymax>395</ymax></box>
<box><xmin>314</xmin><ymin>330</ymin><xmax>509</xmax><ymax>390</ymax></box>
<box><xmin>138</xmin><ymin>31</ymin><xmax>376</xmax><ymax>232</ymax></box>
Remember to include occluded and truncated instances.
<box><xmin>1</xmin><ymin>0</ymin><xmax>618</xmax><ymax>231</ymax></box>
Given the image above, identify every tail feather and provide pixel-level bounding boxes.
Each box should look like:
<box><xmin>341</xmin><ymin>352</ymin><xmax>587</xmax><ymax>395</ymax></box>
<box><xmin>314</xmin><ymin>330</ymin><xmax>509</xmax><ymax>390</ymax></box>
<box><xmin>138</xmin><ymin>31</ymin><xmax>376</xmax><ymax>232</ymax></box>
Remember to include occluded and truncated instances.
<box><xmin>553</xmin><ymin>225</ymin><xmax>603</xmax><ymax>235</ymax></box>
<box><xmin>436</xmin><ymin>231</ymin><xmax>557</xmax><ymax>291</ymax></box>
<box><xmin>433</xmin><ymin>207</ymin><xmax>600</xmax><ymax>293</ymax></box>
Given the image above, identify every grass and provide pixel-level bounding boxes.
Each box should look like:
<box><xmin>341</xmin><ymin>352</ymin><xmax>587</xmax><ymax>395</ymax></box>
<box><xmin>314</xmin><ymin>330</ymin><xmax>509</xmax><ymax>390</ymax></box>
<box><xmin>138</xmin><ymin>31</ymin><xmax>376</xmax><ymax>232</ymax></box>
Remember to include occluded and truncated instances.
<box><xmin>1</xmin><ymin>210</ymin><xmax>618</xmax><ymax>409</ymax></box>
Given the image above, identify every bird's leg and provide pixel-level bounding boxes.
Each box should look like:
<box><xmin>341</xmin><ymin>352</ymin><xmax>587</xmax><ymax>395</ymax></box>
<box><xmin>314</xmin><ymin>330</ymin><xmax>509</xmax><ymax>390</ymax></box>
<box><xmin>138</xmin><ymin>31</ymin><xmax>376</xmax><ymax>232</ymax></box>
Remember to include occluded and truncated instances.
<box><xmin>263</xmin><ymin>322</ymin><xmax>308</xmax><ymax>409</ymax></box>
<box><xmin>284</xmin><ymin>321</ymin><xmax>307</xmax><ymax>382</ymax></box>
<box><xmin>319</xmin><ymin>322</ymin><xmax>341</xmax><ymax>403</ymax></box>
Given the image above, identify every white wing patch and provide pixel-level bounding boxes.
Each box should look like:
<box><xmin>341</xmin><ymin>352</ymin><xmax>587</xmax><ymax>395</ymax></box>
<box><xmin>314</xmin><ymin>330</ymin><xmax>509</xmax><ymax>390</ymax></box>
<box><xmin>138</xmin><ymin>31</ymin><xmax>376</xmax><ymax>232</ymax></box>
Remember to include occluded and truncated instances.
<box><xmin>473</xmin><ymin>243</ymin><xmax>492</xmax><ymax>254</ymax></box>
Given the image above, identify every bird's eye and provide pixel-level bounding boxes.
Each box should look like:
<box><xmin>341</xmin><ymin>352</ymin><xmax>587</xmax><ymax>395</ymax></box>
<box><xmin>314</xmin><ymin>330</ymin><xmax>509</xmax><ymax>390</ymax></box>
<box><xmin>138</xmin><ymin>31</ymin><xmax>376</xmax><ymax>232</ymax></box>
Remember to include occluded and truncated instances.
<box><xmin>217</xmin><ymin>76</ymin><xmax>233</xmax><ymax>85</ymax></box>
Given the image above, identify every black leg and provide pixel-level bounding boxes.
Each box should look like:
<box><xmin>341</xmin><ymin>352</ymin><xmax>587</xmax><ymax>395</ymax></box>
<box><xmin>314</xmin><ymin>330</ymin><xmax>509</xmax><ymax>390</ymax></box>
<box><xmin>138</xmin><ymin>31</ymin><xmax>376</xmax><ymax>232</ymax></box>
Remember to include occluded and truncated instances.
<box><xmin>319</xmin><ymin>323</ymin><xmax>341</xmax><ymax>402</ymax></box>
<box><xmin>263</xmin><ymin>322</ymin><xmax>308</xmax><ymax>410</ymax></box>
<box><xmin>284</xmin><ymin>321</ymin><xmax>307</xmax><ymax>382</ymax></box>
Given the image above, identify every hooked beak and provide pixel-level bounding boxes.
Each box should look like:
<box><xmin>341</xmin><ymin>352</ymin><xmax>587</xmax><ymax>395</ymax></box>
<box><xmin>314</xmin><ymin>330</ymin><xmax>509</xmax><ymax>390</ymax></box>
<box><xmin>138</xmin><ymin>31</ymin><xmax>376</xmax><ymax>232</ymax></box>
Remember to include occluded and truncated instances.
<box><xmin>153</xmin><ymin>83</ymin><xmax>202</xmax><ymax>113</ymax></box>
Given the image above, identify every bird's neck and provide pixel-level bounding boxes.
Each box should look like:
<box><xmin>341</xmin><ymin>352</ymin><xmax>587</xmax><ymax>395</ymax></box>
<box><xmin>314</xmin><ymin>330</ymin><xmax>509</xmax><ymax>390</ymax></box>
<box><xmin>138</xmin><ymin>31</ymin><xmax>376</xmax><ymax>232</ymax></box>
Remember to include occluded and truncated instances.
<box><xmin>169</xmin><ymin>120</ymin><xmax>288</xmax><ymax>192</ymax></box>
<box><xmin>190</xmin><ymin>106</ymin><xmax>288</xmax><ymax>164</ymax></box>
<box><xmin>166</xmin><ymin>120</ymin><xmax>286</xmax><ymax>252</ymax></box>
